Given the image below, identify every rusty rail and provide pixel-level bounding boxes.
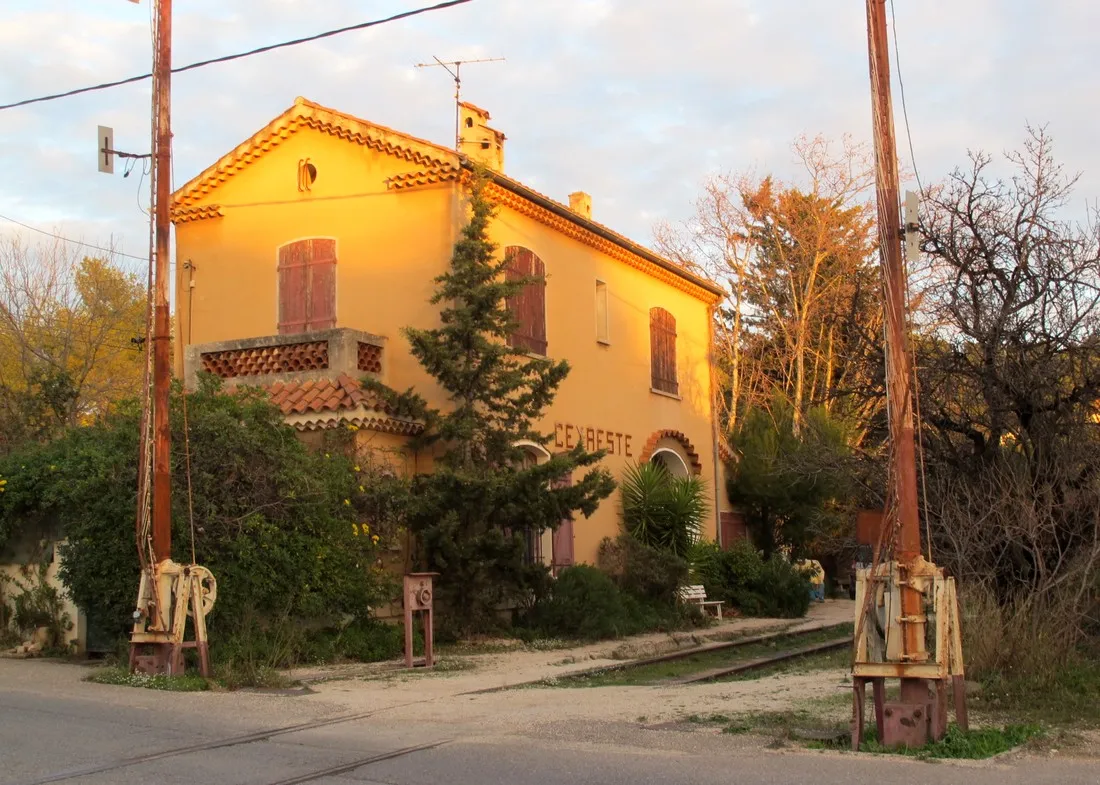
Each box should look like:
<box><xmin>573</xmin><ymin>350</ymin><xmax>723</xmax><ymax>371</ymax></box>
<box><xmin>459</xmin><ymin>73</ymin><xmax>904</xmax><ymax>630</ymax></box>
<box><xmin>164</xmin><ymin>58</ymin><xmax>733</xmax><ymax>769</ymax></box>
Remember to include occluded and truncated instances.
<box><xmin>468</xmin><ymin>622</ymin><xmax>854</xmax><ymax>694</ymax></box>
<box><xmin>670</xmin><ymin>636</ymin><xmax>853</xmax><ymax>684</ymax></box>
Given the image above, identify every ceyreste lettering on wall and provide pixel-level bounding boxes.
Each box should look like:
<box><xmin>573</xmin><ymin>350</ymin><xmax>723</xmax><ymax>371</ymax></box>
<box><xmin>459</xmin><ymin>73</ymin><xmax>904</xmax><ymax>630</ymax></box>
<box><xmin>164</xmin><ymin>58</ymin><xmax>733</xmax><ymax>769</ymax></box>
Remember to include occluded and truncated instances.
<box><xmin>554</xmin><ymin>423</ymin><xmax>633</xmax><ymax>457</ymax></box>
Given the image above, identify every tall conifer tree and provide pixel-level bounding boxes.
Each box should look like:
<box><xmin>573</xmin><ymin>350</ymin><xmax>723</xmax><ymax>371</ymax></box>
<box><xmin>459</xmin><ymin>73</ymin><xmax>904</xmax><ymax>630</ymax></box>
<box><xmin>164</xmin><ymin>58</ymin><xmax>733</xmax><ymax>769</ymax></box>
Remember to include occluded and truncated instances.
<box><xmin>371</xmin><ymin>175</ymin><xmax>615</xmax><ymax>634</ymax></box>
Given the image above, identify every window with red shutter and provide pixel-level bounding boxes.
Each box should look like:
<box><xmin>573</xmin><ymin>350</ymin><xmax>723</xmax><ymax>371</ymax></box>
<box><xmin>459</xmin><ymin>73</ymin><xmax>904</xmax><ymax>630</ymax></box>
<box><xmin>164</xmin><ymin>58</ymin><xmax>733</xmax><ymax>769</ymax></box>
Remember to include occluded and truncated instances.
<box><xmin>649</xmin><ymin>307</ymin><xmax>678</xmax><ymax>395</ymax></box>
<box><xmin>277</xmin><ymin>238</ymin><xmax>337</xmax><ymax>334</ymax></box>
<box><xmin>504</xmin><ymin>246</ymin><xmax>547</xmax><ymax>356</ymax></box>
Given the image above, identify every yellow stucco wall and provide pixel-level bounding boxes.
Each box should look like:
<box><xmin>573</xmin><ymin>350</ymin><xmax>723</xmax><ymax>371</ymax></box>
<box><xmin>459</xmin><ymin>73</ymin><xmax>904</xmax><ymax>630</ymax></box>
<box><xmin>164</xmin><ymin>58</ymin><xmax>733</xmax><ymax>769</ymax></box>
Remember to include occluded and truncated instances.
<box><xmin>1</xmin><ymin>544</ymin><xmax>85</xmax><ymax>653</ymax></box>
<box><xmin>489</xmin><ymin>202</ymin><xmax>724</xmax><ymax>561</ymax></box>
<box><xmin>174</xmin><ymin>121</ymin><xmax>728</xmax><ymax>566</ymax></box>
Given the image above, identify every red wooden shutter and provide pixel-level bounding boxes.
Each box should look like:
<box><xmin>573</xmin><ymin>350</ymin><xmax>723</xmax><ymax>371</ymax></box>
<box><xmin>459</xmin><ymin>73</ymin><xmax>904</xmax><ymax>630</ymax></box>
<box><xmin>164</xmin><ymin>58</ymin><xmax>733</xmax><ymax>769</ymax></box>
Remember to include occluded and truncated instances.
<box><xmin>505</xmin><ymin>247</ymin><xmax>547</xmax><ymax>356</ymax></box>
<box><xmin>278</xmin><ymin>241</ymin><xmax>309</xmax><ymax>335</ymax></box>
<box><xmin>551</xmin><ymin>473</ymin><xmax>574</xmax><ymax>576</ymax></box>
<box><xmin>308</xmin><ymin>239</ymin><xmax>337</xmax><ymax>330</ymax></box>
<box><xmin>278</xmin><ymin>239</ymin><xmax>337</xmax><ymax>334</ymax></box>
<box><xmin>720</xmin><ymin>511</ymin><xmax>748</xmax><ymax>549</ymax></box>
<box><xmin>650</xmin><ymin>307</ymin><xmax>678</xmax><ymax>394</ymax></box>
<box><xmin>528</xmin><ymin>255</ymin><xmax>547</xmax><ymax>355</ymax></box>
<box><xmin>504</xmin><ymin>247</ymin><xmax>526</xmax><ymax>350</ymax></box>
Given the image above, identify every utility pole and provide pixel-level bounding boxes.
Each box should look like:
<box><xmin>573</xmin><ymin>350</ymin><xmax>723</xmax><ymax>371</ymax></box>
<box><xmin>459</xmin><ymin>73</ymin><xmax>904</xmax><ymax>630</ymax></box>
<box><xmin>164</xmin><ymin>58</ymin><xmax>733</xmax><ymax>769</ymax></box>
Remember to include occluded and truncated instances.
<box><xmin>866</xmin><ymin>0</ymin><xmax>927</xmax><ymax>709</ymax></box>
<box><xmin>128</xmin><ymin>0</ymin><xmax>215</xmax><ymax>678</ymax></box>
<box><xmin>151</xmin><ymin>0</ymin><xmax>173</xmax><ymax>568</ymax></box>
<box><xmin>414</xmin><ymin>56</ymin><xmax>504</xmax><ymax>149</ymax></box>
<box><xmin>848</xmin><ymin>1</ymin><xmax>975</xmax><ymax>750</ymax></box>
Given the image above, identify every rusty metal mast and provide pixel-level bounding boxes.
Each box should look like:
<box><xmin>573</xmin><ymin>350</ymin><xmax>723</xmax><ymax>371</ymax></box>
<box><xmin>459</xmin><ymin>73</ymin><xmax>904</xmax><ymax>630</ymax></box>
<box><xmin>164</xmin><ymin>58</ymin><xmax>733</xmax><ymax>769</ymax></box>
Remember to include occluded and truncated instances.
<box><xmin>864</xmin><ymin>0</ymin><xmax>929</xmax><ymax>708</ymax></box>
<box><xmin>851</xmin><ymin>3</ymin><xmax>967</xmax><ymax>747</ymax></box>
<box><xmin>151</xmin><ymin>0</ymin><xmax>173</xmax><ymax>566</ymax></box>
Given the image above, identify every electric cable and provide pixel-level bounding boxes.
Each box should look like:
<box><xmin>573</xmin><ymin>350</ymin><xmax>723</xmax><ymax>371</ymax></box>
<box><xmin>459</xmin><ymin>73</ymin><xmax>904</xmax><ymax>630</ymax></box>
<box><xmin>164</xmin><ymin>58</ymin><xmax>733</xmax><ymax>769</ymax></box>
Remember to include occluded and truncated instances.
<box><xmin>888</xmin><ymin>0</ymin><xmax>933</xmax><ymax>560</ymax></box>
<box><xmin>0</xmin><ymin>213</ymin><xmax>148</xmax><ymax>262</ymax></box>
<box><xmin>889</xmin><ymin>0</ymin><xmax>924</xmax><ymax>195</ymax></box>
<box><xmin>0</xmin><ymin>0</ymin><xmax>476</xmax><ymax>112</ymax></box>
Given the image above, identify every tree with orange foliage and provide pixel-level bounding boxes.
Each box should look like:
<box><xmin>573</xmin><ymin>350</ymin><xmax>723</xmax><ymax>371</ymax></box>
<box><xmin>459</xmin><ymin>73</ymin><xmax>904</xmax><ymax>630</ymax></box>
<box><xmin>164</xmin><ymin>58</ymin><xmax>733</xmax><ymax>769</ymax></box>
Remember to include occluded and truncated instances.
<box><xmin>656</xmin><ymin>135</ymin><xmax>882</xmax><ymax>441</ymax></box>
<box><xmin>0</xmin><ymin>234</ymin><xmax>145</xmax><ymax>451</ymax></box>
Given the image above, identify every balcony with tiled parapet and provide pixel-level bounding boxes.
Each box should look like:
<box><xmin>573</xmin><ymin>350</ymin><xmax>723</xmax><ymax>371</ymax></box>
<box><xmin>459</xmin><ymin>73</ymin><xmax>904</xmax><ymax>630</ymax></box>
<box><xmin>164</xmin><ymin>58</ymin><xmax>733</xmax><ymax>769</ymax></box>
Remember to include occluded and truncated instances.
<box><xmin>184</xmin><ymin>327</ymin><xmax>385</xmax><ymax>387</ymax></box>
<box><xmin>183</xmin><ymin>328</ymin><xmax>419</xmax><ymax>433</ymax></box>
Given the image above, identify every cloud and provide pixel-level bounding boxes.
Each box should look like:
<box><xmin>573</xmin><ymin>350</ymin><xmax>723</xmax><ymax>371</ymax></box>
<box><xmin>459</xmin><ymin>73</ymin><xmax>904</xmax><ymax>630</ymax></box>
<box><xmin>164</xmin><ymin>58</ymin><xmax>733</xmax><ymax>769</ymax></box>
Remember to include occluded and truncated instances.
<box><xmin>0</xmin><ymin>0</ymin><xmax>1096</xmax><ymax>261</ymax></box>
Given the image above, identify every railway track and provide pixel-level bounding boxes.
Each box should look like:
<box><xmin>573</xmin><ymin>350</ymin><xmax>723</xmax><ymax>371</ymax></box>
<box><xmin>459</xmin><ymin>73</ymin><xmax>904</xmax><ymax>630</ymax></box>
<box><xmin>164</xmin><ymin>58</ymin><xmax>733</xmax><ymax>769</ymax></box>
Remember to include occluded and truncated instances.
<box><xmin>670</xmin><ymin>635</ymin><xmax>852</xmax><ymax>684</ymax></box>
<box><xmin>10</xmin><ymin>697</ymin><xmax>453</xmax><ymax>785</ymax></box>
<box><xmin>513</xmin><ymin>622</ymin><xmax>855</xmax><ymax>688</ymax></box>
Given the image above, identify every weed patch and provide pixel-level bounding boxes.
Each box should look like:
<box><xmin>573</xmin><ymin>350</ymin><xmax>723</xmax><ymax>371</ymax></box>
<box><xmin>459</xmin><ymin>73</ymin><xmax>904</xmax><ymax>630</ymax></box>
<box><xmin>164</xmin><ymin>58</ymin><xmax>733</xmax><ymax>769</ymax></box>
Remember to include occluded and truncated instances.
<box><xmin>85</xmin><ymin>666</ymin><xmax>209</xmax><ymax>692</ymax></box>
<box><xmin>214</xmin><ymin>663</ymin><xmax>293</xmax><ymax>690</ymax></box>
<box><xmin>858</xmin><ymin>723</ymin><xmax>1043</xmax><ymax>759</ymax></box>
<box><xmin>695</xmin><ymin>705</ymin><xmax>1039</xmax><ymax>761</ymax></box>
<box><xmin>972</xmin><ymin>661</ymin><xmax>1100</xmax><ymax>727</ymax></box>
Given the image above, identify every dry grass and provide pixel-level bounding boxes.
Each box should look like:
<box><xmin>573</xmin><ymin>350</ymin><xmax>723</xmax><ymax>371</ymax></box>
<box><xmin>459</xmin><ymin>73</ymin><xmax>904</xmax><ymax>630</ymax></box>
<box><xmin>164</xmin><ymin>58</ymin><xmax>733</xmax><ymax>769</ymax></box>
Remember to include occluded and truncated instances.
<box><xmin>962</xmin><ymin>585</ymin><xmax>1085</xmax><ymax>682</ymax></box>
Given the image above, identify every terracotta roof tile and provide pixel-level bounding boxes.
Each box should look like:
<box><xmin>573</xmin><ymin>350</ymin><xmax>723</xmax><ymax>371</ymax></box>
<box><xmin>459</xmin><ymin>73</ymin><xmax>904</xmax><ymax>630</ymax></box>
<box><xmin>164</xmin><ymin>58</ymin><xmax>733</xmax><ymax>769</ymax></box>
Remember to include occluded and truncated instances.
<box><xmin>257</xmin><ymin>375</ymin><xmax>390</xmax><ymax>418</ymax></box>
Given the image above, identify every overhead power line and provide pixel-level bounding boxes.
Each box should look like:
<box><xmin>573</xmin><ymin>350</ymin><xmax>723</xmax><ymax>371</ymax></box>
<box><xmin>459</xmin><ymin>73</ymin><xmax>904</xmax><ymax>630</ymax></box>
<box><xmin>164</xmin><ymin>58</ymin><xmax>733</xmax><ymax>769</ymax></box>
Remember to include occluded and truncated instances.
<box><xmin>0</xmin><ymin>212</ymin><xmax>149</xmax><ymax>262</ymax></box>
<box><xmin>0</xmin><ymin>0</ymin><xmax>476</xmax><ymax>112</ymax></box>
<box><xmin>889</xmin><ymin>0</ymin><xmax>923</xmax><ymax>194</ymax></box>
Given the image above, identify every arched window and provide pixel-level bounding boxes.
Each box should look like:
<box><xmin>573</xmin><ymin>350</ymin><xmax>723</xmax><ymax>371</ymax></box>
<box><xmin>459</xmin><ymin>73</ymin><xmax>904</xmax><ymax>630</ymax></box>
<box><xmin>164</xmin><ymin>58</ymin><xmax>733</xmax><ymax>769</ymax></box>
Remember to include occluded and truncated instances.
<box><xmin>650</xmin><ymin>448</ymin><xmax>689</xmax><ymax>479</ymax></box>
<box><xmin>278</xmin><ymin>238</ymin><xmax>337</xmax><ymax>334</ymax></box>
<box><xmin>504</xmin><ymin>246</ymin><xmax>547</xmax><ymax>356</ymax></box>
<box><xmin>649</xmin><ymin>307</ymin><xmax>678</xmax><ymax>394</ymax></box>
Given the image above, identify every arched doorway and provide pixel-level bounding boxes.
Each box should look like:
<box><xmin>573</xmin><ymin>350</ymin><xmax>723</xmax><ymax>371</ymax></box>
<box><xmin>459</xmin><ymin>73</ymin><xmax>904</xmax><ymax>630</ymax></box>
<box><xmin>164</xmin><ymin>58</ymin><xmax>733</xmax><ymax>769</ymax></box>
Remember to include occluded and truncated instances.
<box><xmin>515</xmin><ymin>441</ymin><xmax>574</xmax><ymax>573</ymax></box>
<box><xmin>515</xmin><ymin>442</ymin><xmax>552</xmax><ymax>567</ymax></box>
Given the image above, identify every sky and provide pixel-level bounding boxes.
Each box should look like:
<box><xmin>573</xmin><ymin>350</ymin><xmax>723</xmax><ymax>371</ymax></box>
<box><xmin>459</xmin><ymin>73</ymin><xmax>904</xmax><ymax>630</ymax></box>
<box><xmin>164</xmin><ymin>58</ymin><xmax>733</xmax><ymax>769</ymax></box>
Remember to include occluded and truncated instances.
<box><xmin>0</xmin><ymin>0</ymin><xmax>1096</xmax><ymax>276</ymax></box>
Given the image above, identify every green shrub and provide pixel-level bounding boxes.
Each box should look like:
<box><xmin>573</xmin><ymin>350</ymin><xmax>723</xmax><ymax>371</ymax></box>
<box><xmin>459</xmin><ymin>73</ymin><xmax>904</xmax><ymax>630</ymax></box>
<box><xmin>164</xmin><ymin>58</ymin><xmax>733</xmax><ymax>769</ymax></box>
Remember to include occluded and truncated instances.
<box><xmin>620</xmin><ymin>462</ymin><xmax>706</xmax><ymax>557</ymax></box>
<box><xmin>689</xmin><ymin>540</ymin><xmax>811</xmax><ymax>618</ymax></box>
<box><xmin>598</xmin><ymin>534</ymin><xmax>688</xmax><ymax>608</ymax></box>
<box><xmin>691</xmin><ymin>540</ymin><xmax>757</xmax><ymax>597</ymax></box>
<box><xmin>736</xmin><ymin>555</ymin><xmax>812</xmax><ymax>618</ymax></box>
<box><xmin>309</xmin><ymin>619</ymin><xmax>409</xmax><ymax>663</ymax></box>
<box><xmin>209</xmin><ymin>617</ymin><xmax>409</xmax><ymax>685</ymax></box>
<box><xmin>526</xmin><ymin>565</ymin><xmax>637</xmax><ymax>641</ymax></box>
<box><xmin>0</xmin><ymin>377</ymin><xmax>398</xmax><ymax>661</ymax></box>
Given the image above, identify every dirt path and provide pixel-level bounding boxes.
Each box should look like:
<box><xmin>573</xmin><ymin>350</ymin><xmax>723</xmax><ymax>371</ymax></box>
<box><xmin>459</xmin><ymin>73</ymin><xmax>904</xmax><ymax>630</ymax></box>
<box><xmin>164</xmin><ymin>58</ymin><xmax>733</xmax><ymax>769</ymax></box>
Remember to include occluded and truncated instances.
<box><xmin>293</xmin><ymin>600</ymin><xmax>855</xmax><ymax>736</ymax></box>
<box><xmin>0</xmin><ymin>601</ymin><xmax>854</xmax><ymax>742</ymax></box>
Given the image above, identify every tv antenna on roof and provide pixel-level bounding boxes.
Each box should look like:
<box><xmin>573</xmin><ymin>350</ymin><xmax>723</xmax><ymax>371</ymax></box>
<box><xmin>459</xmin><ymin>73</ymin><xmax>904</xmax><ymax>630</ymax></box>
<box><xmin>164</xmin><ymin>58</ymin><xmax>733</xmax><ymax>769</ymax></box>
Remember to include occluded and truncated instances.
<box><xmin>415</xmin><ymin>56</ymin><xmax>505</xmax><ymax>149</ymax></box>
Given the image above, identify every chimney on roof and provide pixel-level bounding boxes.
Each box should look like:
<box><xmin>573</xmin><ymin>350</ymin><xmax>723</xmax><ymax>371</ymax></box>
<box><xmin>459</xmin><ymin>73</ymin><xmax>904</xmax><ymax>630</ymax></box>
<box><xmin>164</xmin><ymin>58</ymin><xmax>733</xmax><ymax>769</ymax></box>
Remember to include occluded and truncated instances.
<box><xmin>458</xmin><ymin>102</ymin><xmax>505</xmax><ymax>172</ymax></box>
<box><xmin>569</xmin><ymin>191</ymin><xmax>592</xmax><ymax>220</ymax></box>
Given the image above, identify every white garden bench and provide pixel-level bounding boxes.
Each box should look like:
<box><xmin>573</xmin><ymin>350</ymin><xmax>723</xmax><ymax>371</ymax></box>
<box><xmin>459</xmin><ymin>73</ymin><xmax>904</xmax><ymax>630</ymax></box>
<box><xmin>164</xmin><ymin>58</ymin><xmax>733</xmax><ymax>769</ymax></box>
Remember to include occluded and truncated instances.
<box><xmin>678</xmin><ymin>584</ymin><xmax>724</xmax><ymax>620</ymax></box>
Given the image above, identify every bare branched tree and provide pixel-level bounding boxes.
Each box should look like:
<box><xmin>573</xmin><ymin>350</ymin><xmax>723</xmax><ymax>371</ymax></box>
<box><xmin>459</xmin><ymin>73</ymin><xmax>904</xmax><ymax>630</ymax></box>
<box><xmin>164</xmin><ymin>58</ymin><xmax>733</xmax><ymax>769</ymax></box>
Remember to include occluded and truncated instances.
<box><xmin>916</xmin><ymin>127</ymin><xmax>1100</xmax><ymax>673</ymax></box>
<box><xmin>918</xmin><ymin>125</ymin><xmax>1100</xmax><ymax>460</ymax></box>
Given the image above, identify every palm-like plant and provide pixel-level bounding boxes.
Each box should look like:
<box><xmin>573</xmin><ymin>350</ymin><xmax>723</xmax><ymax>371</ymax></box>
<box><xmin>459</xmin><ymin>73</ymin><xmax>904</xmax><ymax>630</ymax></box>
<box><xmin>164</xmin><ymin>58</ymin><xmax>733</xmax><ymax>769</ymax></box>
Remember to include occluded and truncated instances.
<box><xmin>620</xmin><ymin>462</ymin><xmax>706</xmax><ymax>557</ymax></box>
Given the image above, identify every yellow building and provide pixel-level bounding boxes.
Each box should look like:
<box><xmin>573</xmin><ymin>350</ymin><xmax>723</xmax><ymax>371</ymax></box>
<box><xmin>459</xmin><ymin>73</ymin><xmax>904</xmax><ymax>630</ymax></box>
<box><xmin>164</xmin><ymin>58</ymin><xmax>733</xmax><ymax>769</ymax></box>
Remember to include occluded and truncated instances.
<box><xmin>171</xmin><ymin>97</ymin><xmax>735</xmax><ymax>568</ymax></box>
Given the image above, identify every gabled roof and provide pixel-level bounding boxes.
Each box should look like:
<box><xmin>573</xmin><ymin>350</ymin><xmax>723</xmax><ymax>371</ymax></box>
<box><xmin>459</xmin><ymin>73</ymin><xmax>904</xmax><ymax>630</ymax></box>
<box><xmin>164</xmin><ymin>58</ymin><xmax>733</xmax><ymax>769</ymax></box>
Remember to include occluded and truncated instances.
<box><xmin>171</xmin><ymin>97</ymin><xmax>726</xmax><ymax>304</ymax></box>
<box><xmin>172</xmin><ymin>97</ymin><xmax>458</xmax><ymax>208</ymax></box>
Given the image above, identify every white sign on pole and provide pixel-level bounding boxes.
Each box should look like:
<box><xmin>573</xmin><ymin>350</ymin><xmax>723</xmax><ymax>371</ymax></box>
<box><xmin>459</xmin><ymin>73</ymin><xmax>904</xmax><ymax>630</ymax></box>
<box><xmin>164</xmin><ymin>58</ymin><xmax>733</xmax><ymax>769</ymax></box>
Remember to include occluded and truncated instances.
<box><xmin>97</xmin><ymin>125</ymin><xmax>115</xmax><ymax>174</ymax></box>
<box><xmin>904</xmin><ymin>190</ymin><xmax>920</xmax><ymax>262</ymax></box>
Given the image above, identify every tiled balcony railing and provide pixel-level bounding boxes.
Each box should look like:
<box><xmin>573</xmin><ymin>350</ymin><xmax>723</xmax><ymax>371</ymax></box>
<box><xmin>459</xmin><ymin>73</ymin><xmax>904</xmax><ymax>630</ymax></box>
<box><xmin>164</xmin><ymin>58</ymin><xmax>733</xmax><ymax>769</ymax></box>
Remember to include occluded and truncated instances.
<box><xmin>183</xmin><ymin>327</ymin><xmax>386</xmax><ymax>389</ymax></box>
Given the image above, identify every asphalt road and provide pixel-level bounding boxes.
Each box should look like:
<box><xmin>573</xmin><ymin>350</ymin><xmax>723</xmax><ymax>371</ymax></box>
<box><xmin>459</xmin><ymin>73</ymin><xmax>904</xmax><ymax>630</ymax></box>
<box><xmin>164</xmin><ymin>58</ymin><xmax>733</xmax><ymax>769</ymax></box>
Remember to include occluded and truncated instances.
<box><xmin>2</xmin><ymin>669</ymin><xmax>1099</xmax><ymax>785</ymax></box>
